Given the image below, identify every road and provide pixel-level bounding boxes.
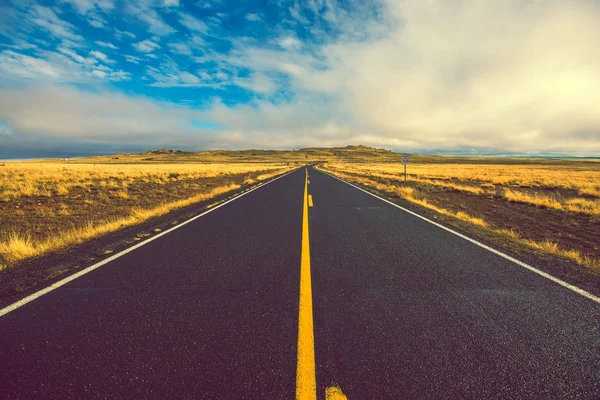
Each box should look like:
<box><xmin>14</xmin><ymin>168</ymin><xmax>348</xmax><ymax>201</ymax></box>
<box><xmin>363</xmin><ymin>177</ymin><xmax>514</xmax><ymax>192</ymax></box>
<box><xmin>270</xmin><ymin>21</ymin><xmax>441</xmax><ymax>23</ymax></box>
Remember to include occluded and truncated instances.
<box><xmin>1</xmin><ymin>167</ymin><xmax>600</xmax><ymax>399</ymax></box>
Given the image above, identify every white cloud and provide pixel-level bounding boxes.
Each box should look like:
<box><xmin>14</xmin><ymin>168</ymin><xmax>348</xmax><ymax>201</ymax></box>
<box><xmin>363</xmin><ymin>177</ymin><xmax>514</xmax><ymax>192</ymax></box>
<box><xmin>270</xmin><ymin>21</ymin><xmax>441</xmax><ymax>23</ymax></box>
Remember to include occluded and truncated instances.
<box><xmin>305</xmin><ymin>0</ymin><xmax>600</xmax><ymax>153</ymax></box>
<box><xmin>168</xmin><ymin>42</ymin><xmax>193</xmax><ymax>55</ymax></box>
<box><xmin>195</xmin><ymin>42</ymin><xmax>318</xmax><ymax>92</ymax></box>
<box><xmin>4</xmin><ymin>0</ymin><xmax>600</xmax><ymax>155</ymax></box>
<box><xmin>58</xmin><ymin>48</ymin><xmax>97</xmax><ymax>65</ymax></box>
<box><xmin>89</xmin><ymin>50</ymin><xmax>107</xmax><ymax>60</ymax></box>
<box><xmin>233</xmin><ymin>72</ymin><xmax>277</xmax><ymax>95</ymax></box>
<box><xmin>29</xmin><ymin>5</ymin><xmax>84</xmax><ymax>42</ymax></box>
<box><xmin>60</xmin><ymin>0</ymin><xmax>115</xmax><ymax>28</ymax></box>
<box><xmin>2</xmin><ymin>40</ymin><xmax>37</xmax><ymax>51</ymax></box>
<box><xmin>133</xmin><ymin>39</ymin><xmax>161</xmax><ymax>53</ymax></box>
<box><xmin>179</xmin><ymin>12</ymin><xmax>209</xmax><ymax>33</ymax></box>
<box><xmin>1</xmin><ymin>48</ymin><xmax>129</xmax><ymax>83</ymax></box>
<box><xmin>106</xmin><ymin>70</ymin><xmax>131</xmax><ymax>81</ymax></box>
<box><xmin>206</xmin><ymin>14</ymin><xmax>223</xmax><ymax>27</ymax></box>
<box><xmin>115</xmin><ymin>29</ymin><xmax>136</xmax><ymax>40</ymax></box>
<box><xmin>179</xmin><ymin>71</ymin><xmax>200</xmax><ymax>85</ymax></box>
<box><xmin>89</xmin><ymin>50</ymin><xmax>116</xmax><ymax>64</ymax></box>
<box><xmin>277</xmin><ymin>36</ymin><xmax>303</xmax><ymax>50</ymax></box>
<box><xmin>87</xmin><ymin>18</ymin><xmax>106</xmax><ymax>28</ymax></box>
<box><xmin>162</xmin><ymin>0</ymin><xmax>180</xmax><ymax>7</ymax></box>
<box><xmin>126</xmin><ymin>2</ymin><xmax>177</xmax><ymax>36</ymax></box>
<box><xmin>92</xmin><ymin>69</ymin><xmax>106</xmax><ymax>78</ymax></box>
<box><xmin>147</xmin><ymin>68</ymin><xmax>204</xmax><ymax>88</ymax></box>
<box><xmin>197</xmin><ymin>0</ymin><xmax>600</xmax><ymax>154</ymax></box>
<box><xmin>0</xmin><ymin>50</ymin><xmax>61</xmax><ymax>79</ymax></box>
<box><xmin>288</xmin><ymin>2</ymin><xmax>310</xmax><ymax>25</ymax></box>
<box><xmin>141</xmin><ymin>13</ymin><xmax>177</xmax><ymax>35</ymax></box>
<box><xmin>61</xmin><ymin>0</ymin><xmax>115</xmax><ymax>14</ymax></box>
<box><xmin>0</xmin><ymin>85</ymin><xmax>202</xmax><ymax>142</ymax></box>
<box><xmin>189</xmin><ymin>35</ymin><xmax>206</xmax><ymax>49</ymax></box>
<box><xmin>245</xmin><ymin>13</ymin><xmax>262</xmax><ymax>22</ymax></box>
<box><xmin>124</xmin><ymin>55</ymin><xmax>141</xmax><ymax>64</ymax></box>
<box><xmin>94</xmin><ymin>40</ymin><xmax>118</xmax><ymax>49</ymax></box>
<box><xmin>145</xmin><ymin>56</ymin><xmax>221</xmax><ymax>88</ymax></box>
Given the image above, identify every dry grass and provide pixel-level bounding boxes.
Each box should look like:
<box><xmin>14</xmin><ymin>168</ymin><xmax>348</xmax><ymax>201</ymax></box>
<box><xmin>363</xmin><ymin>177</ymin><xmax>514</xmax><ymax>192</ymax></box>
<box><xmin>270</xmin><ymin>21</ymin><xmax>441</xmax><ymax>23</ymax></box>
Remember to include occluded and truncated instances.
<box><xmin>328</xmin><ymin>171</ymin><xmax>489</xmax><ymax>227</ymax></box>
<box><xmin>395</xmin><ymin>187</ymin><xmax>488</xmax><ymax>227</ymax></box>
<box><xmin>501</xmin><ymin>190</ymin><xmax>564</xmax><ymax>210</ymax></box>
<box><xmin>324</xmin><ymin>163</ymin><xmax>600</xmax><ymax>215</ymax></box>
<box><xmin>0</xmin><ymin>184</ymin><xmax>241</xmax><ymax>265</ymax></box>
<box><xmin>319</xmin><ymin>163</ymin><xmax>600</xmax><ymax>271</ymax></box>
<box><xmin>0</xmin><ymin>163</ymin><xmax>290</xmax><ymax>201</ymax></box>
<box><xmin>564</xmin><ymin>198</ymin><xmax>600</xmax><ymax>214</ymax></box>
<box><xmin>579</xmin><ymin>186</ymin><xmax>600</xmax><ymax>198</ymax></box>
<box><xmin>115</xmin><ymin>189</ymin><xmax>130</xmax><ymax>199</ymax></box>
<box><xmin>0</xmin><ymin>163</ymin><xmax>293</xmax><ymax>269</ymax></box>
<box><xmin>342</xmin><ymin>162</ymin><xmax>600</xmax><ymax>190</ymax></box>
<box><xmin>498</xmin><ymin>189</ymin><xmax>600</xmax><ymax>214</ymax></box>
<box><xmin>492</xmin><ymin>229</ymin><xmax>599</xmax><ymax>268</ymax></box>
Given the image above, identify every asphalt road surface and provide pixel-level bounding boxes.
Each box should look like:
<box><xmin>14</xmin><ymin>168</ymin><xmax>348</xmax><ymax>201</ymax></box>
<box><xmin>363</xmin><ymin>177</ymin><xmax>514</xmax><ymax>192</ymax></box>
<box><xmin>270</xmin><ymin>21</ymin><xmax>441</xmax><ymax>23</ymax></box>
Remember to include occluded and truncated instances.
<box><xmin>2</xmin><ymin>167</ymin><xmax>600</xmax><ymax>399</ymax></box>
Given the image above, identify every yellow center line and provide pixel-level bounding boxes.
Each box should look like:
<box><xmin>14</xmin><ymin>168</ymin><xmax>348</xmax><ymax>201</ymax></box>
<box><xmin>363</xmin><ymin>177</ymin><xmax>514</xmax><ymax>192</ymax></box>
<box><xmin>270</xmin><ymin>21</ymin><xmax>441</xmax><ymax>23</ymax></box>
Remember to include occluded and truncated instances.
<box><xmin>296</xmin><ymin>168</ymin><xmax>348</xmax><ymax>400</ymax></box>
<box><xmin>326</xmin><ymin>386</ymin><xmax>348</xmax><ymax>400</ymax></box>
<box><xmin>296</xmin><ymin>168</ymin><xmax>317</xmax><ymax>400</ymax></box>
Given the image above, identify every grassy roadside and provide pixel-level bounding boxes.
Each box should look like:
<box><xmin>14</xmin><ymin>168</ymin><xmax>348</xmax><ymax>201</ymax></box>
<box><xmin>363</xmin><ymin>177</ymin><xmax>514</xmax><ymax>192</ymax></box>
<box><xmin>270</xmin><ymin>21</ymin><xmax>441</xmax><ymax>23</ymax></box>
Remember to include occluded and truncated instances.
<box><xmin>317</xmin><ymin>163</ymin><xmax>600</xmax><ymax>273</ymax></box>
<box><xmin>0</xmin><ymin>163</ymin><xmax>294</xmax><ymax>270</ymax></box>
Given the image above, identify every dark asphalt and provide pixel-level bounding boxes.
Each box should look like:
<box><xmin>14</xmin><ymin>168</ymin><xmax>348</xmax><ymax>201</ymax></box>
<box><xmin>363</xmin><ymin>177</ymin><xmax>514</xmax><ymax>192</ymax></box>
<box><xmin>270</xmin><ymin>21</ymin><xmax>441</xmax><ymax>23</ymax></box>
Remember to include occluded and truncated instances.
<box><xmin>0</xmin><ymin>170</ymin><xmax>304</xmax><ymax>399</ymax></box>
<box><xmin>2</xmin><ymin>167</ymin><xmax>600</xmax><ymax>399</ymax></box>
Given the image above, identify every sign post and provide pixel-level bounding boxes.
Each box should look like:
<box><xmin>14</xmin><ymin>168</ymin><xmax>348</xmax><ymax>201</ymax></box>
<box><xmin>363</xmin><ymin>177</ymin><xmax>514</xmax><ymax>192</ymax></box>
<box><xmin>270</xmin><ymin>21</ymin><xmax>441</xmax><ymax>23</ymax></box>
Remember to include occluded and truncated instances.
<box><xmin>401</xmin><ymin>154</ymin><xmax>409</xmax><ymax>184</ymax></box>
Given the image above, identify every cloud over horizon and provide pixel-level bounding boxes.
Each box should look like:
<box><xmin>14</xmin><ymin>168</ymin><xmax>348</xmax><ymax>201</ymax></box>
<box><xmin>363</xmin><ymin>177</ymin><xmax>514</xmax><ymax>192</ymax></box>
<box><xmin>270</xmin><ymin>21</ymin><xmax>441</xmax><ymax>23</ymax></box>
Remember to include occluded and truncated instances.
<box><xmin>1</xmin><ymin>0</ymin><xmax>600</xmax><ymax>158</ymax></box>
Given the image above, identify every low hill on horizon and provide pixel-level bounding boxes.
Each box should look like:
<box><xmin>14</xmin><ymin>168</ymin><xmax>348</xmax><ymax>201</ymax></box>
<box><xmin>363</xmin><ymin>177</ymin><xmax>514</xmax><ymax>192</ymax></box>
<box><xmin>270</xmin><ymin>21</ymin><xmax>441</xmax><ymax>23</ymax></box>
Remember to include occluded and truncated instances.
<box><xmin>27</xmin><ymin>145</ymin><xmax>600</xmax><ymax>165</ymax></box>
<box><xmin>39</xmin><ymin>145</ymin><xmax>406</xmax><ymax>164</ymax></box>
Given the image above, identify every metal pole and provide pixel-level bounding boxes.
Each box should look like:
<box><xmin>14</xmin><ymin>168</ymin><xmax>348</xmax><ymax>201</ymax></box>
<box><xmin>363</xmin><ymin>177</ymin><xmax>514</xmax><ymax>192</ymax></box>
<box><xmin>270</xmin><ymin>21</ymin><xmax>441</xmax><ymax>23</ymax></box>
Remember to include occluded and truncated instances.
<box><xmin>404</xmin><ymin>164</ymin><xmax>407</xmax><ymax>184</ymax></box>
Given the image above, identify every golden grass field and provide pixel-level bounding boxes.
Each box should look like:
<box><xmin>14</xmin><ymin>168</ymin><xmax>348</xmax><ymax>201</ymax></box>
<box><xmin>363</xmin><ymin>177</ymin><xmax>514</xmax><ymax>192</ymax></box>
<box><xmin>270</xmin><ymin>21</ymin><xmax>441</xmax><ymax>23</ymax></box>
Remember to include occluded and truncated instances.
<box><xmin>318</xmin><ymin>162</ymin><xmax>600</xmax><ymax>271</ymax></box>
<box><xmin>2</xmin><ymin>145</ymin><xmax>600</xmax><ymax>280</ymax></box>
<box><xmin>0</xmin><ymin>162</ymin><xmax>294</xmax><ymax>269</ymax></box>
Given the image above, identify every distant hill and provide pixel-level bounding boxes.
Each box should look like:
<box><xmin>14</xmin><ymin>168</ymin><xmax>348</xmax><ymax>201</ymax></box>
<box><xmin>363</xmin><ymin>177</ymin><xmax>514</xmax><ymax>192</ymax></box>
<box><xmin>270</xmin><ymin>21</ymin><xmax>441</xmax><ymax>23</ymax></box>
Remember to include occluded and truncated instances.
<box><xmin>37</xmin><ymin>145</ymin><xmax>600</xmax><ymax>165</ymax></box>
<box><xmin>54</xmin><ymin>145</ymin><xmax>404</xmax><ymax>164</ymax></box>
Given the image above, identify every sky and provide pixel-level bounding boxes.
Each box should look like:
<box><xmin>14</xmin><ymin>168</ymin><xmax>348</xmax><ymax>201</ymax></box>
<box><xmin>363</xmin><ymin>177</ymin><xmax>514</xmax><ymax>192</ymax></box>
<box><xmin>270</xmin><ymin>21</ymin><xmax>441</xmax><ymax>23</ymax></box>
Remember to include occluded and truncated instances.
<box><xmin>1</xmin><ymin>0</ymin><xmax>600</xmax><ymax>158</ymax></box>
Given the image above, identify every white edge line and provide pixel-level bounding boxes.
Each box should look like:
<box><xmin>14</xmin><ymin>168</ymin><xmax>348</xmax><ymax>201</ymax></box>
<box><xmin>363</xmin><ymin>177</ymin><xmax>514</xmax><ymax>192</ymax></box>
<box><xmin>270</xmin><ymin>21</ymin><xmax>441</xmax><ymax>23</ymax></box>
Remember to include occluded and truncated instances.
<box><xmin>0</xmin><ymin>168</ymin><xmax>299</xmax><ymax>318</ymax></box>
<box><xmin>319</xmin><ymin>169</ymin><xmax>600</xmax><ymax>305</ymax></box>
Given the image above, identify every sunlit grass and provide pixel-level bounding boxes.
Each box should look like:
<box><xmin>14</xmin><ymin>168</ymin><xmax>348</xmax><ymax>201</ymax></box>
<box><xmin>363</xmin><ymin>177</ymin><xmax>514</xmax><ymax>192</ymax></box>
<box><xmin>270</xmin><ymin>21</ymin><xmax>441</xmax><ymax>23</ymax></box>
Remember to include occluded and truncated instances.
<box><xmin>0</xmin><ymin>184</ymin><xmax>243</xmax><ymax>266</ymax></box>
<box><xmin>578</xmin><ymin>186</ymin><xmax>600</xmax><ymax>198</ymax></box>
<box><xmin>501</xmin><ymin>189</ymin><xmax>564</xmax><ymax>210</ymax></box>
<box><xmin>324</xmin><ymin>162</ymin><xmax>600</xmax><ymax>215</ymax></box>
<box><xmin>564</xmin><ymin>198</ymin><xmax>600</xmax><ymax>214</ymax></box>
<box><xmin>0</xmin><ymin>163</ymin><xmax>293</xmax><ymax>269</ymax></box>
<box><xmin>0</xmin><ymin>162</ymin><xmax>290</xmax><ymax>200</ymax></box>
<box><xmin>115</xmin><ymin>189</ymin><xmax>130</xmax><ymax>199</ymax></box>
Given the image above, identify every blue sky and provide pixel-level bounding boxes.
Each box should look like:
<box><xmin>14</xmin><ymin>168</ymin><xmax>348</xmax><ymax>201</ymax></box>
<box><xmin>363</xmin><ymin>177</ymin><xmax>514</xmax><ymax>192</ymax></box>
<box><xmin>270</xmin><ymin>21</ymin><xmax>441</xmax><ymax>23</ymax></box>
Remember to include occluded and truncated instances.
<box><xmin>1</xmin><ymin>0</ymin><xmax>600</xmax><ymax>158</ymax></box>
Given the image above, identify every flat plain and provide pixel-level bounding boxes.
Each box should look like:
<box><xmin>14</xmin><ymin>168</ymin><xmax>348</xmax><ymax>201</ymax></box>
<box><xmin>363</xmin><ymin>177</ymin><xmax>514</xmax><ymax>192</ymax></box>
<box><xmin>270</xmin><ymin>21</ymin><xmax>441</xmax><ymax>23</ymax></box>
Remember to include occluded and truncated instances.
<box><xmin>0</xmin><ymin>161</ymin><xmax>293</xmax><ymax>269</ymax></box>
<box><xmin>2</xmin><ymin>146</ymin><xmax>600</xmax><ymax>299</ymax></box>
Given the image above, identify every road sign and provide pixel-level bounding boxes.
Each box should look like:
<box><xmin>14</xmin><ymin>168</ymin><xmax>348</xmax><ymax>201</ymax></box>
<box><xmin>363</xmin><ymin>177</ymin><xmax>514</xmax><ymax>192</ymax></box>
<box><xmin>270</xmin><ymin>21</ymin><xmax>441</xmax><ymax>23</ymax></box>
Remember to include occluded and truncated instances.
<box><xmin>401</xmin><ymin>154</ymin><xmax>409</xmax><ymax>183</ymax></box>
